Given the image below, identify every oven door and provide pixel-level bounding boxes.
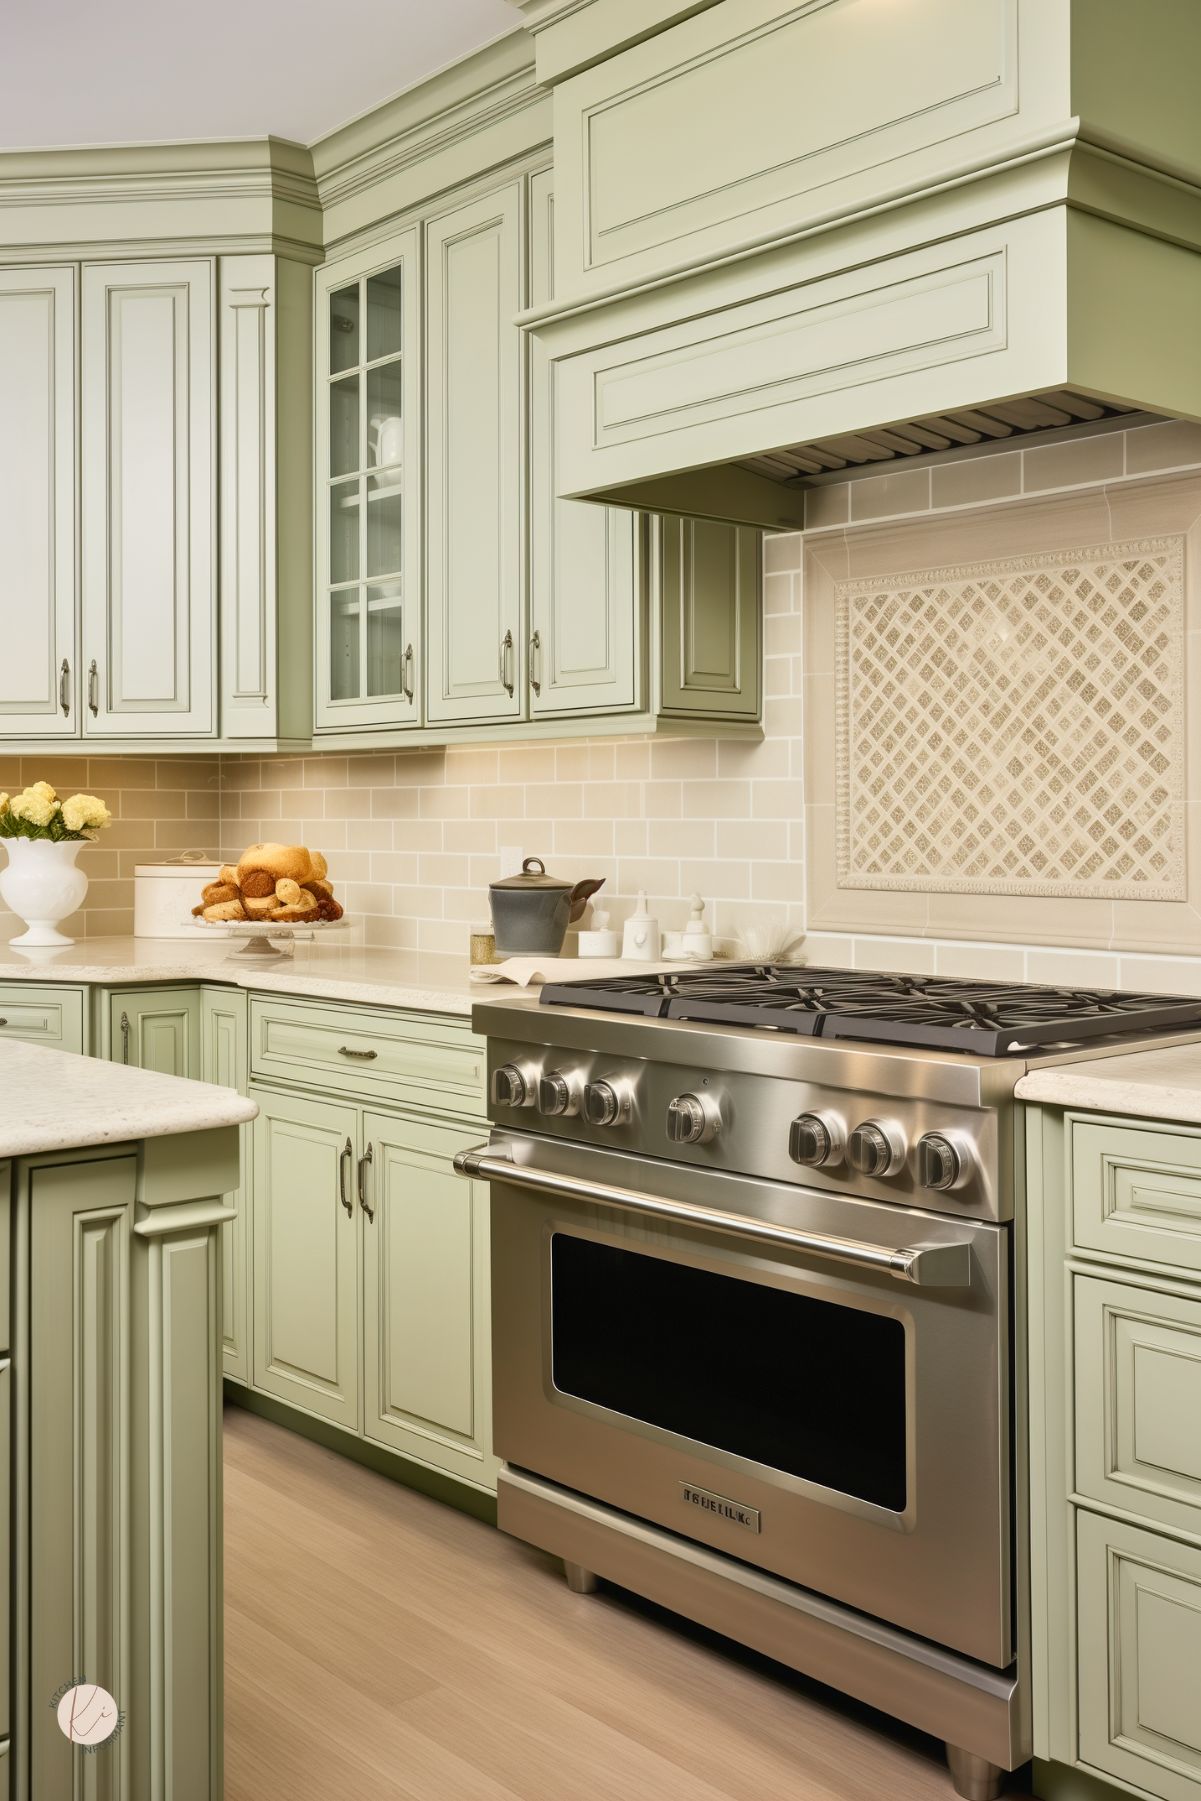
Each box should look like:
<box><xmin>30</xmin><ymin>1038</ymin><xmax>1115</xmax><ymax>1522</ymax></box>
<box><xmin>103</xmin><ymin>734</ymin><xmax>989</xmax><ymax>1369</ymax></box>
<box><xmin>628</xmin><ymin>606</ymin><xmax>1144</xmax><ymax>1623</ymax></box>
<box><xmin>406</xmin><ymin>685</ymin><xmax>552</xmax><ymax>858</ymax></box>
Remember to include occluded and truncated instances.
<box><xmin>477</xmin><ymin>1129</ymin><xmax>1012</xmax><ymax>1668</ymax></box>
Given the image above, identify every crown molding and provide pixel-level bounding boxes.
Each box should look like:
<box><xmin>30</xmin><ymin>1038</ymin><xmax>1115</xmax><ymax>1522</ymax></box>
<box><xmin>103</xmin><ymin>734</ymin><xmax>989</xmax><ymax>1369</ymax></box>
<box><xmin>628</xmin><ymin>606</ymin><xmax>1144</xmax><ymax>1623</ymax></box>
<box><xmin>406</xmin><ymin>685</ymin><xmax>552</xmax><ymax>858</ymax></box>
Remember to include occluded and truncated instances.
<box><xmin>0</xmin><ymin>135</ymin><xmax>321</xmax><ymax>255</ymax></box>
<box><xmin>507</xmin><ymin>0</ymin><xmax>721</xmax><ymax>85</ymax></box>
<box><xmin>311</xmin><ymin>33</ymin><xmax>538</xmax><ymax>202</ymax></box>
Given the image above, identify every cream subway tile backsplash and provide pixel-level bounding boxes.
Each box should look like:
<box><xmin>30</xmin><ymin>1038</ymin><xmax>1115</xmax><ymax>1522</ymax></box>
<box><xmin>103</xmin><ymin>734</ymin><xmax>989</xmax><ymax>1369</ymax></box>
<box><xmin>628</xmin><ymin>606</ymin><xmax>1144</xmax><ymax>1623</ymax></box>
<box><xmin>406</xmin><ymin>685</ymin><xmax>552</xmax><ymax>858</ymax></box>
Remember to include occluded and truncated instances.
<box><xmin>0</xmin><ymin>755</ymin><xmax>220</xmax><ymax>939</ymax></box>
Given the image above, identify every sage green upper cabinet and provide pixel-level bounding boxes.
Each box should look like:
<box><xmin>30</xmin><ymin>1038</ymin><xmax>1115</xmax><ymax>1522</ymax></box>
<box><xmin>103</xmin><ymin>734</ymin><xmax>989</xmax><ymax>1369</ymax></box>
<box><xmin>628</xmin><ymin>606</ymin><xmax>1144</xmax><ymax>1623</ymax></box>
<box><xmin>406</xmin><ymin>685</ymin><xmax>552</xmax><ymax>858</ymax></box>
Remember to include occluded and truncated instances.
<box><xmin>0</xmin><ymin>266</ymin><xmax>77</xmax><ymax>738</ymax></box>
<box><xmin>527</xmin><ymin>168</ymin><xmax>639</xmax><ymax>718</ymax></box>
<box><xmin>219</xmin><ymin>254</ymin><xmax>314</xmax><ymax>745</ymax></box>
<box><xmin>362</xmin><ymin>1111</ymin><xmax>496</xmax><ymax>1489</ymax></box>
<box><xmin>425</xmin><ymin>180</ymin><xmax>524</xmax><ymax>725</ymax></box>
<box><xmin>81</xmin><ymin>259</ymin><xmax>216</xmax><ymax>735</ymax></box>
<box><xmin>252</xmin><ymin>1086</ymin><xmax>361</xmax><ymax>1431</ymax></box>
<box><xmin>658</xmin><ymin>516</ymin><xmax>760</xmax><ymax>720</ymax></box>
<box><xmin>315</xmin><ymin>234</ymin><xmax>421</xmax><ymax>732</ymax></box>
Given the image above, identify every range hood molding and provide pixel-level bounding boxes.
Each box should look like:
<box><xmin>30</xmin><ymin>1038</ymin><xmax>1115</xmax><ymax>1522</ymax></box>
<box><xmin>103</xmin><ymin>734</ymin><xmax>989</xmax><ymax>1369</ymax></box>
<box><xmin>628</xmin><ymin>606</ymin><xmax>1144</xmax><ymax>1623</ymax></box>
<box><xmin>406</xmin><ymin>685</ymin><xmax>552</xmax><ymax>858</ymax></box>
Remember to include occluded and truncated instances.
<box><xmin>514</xmin><ymin>0</ymin><xmax>1201</xmax><ymax>529</ymax></box>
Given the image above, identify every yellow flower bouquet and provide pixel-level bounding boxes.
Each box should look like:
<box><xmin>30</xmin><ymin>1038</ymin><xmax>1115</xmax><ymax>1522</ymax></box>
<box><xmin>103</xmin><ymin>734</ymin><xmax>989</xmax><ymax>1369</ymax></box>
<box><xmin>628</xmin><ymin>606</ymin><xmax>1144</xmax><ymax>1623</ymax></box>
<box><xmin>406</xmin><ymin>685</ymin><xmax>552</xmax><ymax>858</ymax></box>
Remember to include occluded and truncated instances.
<box><xmin>0</xmin><ymin>782</ymin><xmax>112</xmax><ymax>946</ymax></box>
<box><xmin>0</xmin><ymin>782</ymin><xmax>112</xmax><ymax>842</ymax></box>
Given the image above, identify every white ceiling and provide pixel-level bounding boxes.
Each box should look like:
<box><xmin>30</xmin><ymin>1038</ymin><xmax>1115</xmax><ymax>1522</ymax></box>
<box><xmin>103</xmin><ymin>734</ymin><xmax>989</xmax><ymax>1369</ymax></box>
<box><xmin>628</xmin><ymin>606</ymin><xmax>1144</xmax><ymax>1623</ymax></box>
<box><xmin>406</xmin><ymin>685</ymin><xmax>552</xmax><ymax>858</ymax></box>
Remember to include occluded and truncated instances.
<box><xmin>1</xmin><ymin>0</ymin><xmax>520</xmax><ymax>151</ymax></box>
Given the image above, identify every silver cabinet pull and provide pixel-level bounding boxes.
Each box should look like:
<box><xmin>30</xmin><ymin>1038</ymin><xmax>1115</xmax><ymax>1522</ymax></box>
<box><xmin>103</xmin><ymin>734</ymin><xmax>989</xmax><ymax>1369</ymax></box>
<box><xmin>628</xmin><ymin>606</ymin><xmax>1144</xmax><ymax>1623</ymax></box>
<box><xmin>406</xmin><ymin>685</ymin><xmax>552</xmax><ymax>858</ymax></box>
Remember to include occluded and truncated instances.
<box><xmin>59</xmin><ymin>658</ymin><xmax>70</xmax><ymax>716</ymax></box>
<box><xmin>500</xmin><ymin>628</ymin><xmax>514</xmax><ymax>697</ymax></box>
<box><xmin>338</xmin><ymin>1137</ymin><xmax>354</xmax><ymax>1219</ymax></box>
<box><xmin>403</xmin><ymin>643</ymin><xmax>414</xmax><ymax>703</ymax></box>
<box><xmin>358</xmin><ymin>1143</ymin><xmax>375</xmax><ymax>1221</ymax></box>
<box><xmin>120</xmin><ymin>1011</ymin><xmax>131</xmax><ymax>1064</ymax></box>
<box><xmin>453</xmin><ymin>1145</ymin><xmax>973</xmax><ymax>1289</ymax></box>
<box><xmin>529</xmin><ymin>629</ymin><xmax>542</xmax><ymax>695</ymax></box>
<box><xmin>338</xmin><ymin>1045</ymin><xmax>378</xmax><ymax>1060</ymax></box>
<box><xmin>88</xmin><ymin>659</ymin><xmax>99</xmax><ymax>716</ymax></box>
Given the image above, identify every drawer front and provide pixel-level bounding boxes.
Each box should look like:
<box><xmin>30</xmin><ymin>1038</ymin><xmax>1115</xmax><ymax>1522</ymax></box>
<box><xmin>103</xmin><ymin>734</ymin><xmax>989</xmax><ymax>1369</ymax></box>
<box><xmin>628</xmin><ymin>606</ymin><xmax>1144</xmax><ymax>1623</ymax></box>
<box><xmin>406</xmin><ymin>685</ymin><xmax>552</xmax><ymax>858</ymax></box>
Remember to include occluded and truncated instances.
<box><xmin>553</xmin><ymin>0</ymin><xmax>1025</xmax><ymax>298</ymax></box>
<box><xmin>1075</xmin><ymin>1274</ymin><xmax>1201</xmax><ymax>1540</ymax></box>
<box><xmin>249</xmin><ymin>997</ymin><xmax>486</xmax><ymax>1118</ymax></box>
<box><xmin>1071</xmin><ymin>1116</ymin><xmax>1201</xmax><ymax>1276</ymax></box>
<box><xmin>0</xmin><ymin>984</ymin><xmax>84</xmax><ymax>1053</ymax></box>
<box><xmin>1077</xmin><ymin>1511</ymin><xmax>1201</xmax><ymax>1801</ymax></box>
<box><xmin>552</xmin><ymin>211</ymin><xmax>1062</xmax><ymax>505</ymax></box>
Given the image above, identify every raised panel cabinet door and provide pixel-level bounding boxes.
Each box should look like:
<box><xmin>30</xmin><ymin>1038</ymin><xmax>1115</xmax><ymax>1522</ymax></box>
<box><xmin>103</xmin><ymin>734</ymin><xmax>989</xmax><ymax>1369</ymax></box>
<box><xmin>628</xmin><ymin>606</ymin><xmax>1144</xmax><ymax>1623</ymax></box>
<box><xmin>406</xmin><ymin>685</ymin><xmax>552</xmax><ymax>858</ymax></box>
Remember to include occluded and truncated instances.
<box><xmin>201</xmin><ymin>987</ymin><xmax>250</xmax><ymax>1384</ymax></box>
<box><xmin>251</xmin><ymin>1088</ymin><xmax>361</xmax><ymax>1430</ymax></box>
<box><xmin>658</xmin><ymin>516</ymin><xmax>762</xmax><ymax>718</ymax></box>
<box><xmin>361</xmin><ymin>1112</ymin><xmax>496</xmax><ymax>1490</ymax></box>
<box><xmin>314</xmin><ymin>232</ymin><xmax>422</xmax><ymax>733</ymax></box>
<box><xmin>0</xmin><ymin>266</ymin><xmax>78</xmax><ymax>738</ymax></box>
<box><xmin>528</xmin><ymin>169</ymin><xmax>640</xmax><ymax>719</ymax></box>
<box><xmin>81</xmin><ymin>259</ymin><xmax>215</xmax><ymax>735</ymax></box>
<box><xmin>108</xmin><ymin>986</ymin><xmax>201</xmax><ymax>1076</ymax></box>
<box><xmin>29</xmin><ymin>1153</ymin><xmax>137</xmax><ymax>1799</ymax></box>
<box><xmin>1077</xmin><ymin>1511</ymin><xmax>1201</xmax><ymax>1801</ymax></box>
<box><xmin>425</xmin><ymin>182</ymin><xmax>524</xmax><ymax>724</ymax></box>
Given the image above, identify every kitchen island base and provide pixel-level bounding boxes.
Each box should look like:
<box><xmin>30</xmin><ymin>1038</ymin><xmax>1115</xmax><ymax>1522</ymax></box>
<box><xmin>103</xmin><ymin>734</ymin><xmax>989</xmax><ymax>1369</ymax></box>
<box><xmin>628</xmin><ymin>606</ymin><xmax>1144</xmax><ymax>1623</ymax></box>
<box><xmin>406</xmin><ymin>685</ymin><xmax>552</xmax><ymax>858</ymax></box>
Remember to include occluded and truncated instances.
<box><xmin>9</xmin><ymin>1123</ymin><xmax>241</xmax><ymax>1800</ymax></box>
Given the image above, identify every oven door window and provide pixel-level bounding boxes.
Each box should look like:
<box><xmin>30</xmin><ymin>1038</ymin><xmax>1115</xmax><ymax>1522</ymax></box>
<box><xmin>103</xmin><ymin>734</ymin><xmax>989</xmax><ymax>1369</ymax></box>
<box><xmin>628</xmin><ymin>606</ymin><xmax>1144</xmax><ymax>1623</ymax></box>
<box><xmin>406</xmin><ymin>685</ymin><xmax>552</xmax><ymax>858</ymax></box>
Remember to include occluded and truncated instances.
<box><xmin>550</xmin><ymin>1233</ymin><xmax>907</xmax><ymax>1511</ymax></box>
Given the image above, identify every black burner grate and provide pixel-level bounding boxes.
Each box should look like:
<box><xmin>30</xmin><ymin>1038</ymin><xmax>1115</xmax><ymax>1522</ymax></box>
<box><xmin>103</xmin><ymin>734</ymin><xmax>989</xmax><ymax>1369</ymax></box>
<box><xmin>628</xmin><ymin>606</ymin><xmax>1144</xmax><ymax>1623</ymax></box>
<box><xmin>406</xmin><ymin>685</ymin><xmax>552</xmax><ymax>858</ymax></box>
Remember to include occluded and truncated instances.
<box><xmin>537</xmin><ymin>965</ymin><xmax>1201</xmax><ymax>1056</ymax></box>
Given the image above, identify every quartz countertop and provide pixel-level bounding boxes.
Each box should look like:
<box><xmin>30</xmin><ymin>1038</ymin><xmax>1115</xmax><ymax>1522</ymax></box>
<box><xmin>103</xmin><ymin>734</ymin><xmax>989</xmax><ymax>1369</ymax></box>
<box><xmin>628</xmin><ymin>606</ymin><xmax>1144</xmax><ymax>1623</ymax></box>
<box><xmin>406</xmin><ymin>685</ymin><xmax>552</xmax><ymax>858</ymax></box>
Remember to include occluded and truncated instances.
<box><xmin>0</xmin><ymin>1038</ymin><xmax>257</xmax><ymax>1156</ymax></box>
<box><xmin>1016</xmin><ymin>1041</ymin><xmax>1201</xmax><ymax>1124</ymax></box>
<box><xmin>0</xmin><ymin>936</ymin><xmax>493</xmax><ymax>1016</ymax></box>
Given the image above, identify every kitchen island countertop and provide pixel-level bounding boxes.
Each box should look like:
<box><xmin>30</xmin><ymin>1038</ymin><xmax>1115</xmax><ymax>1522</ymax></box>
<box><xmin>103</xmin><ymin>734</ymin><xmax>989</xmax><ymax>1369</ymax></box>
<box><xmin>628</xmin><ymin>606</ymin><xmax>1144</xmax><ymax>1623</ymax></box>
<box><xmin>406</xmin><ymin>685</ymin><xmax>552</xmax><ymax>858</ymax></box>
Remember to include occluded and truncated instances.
<box><xmin>0</xmin><ymin>1036</ymin><xmax>257</xmax><ymax>1155</ymax></box>
<box><xmin>1016</xmin><ymin>1039</ymin><xmax>1201</xmax><ymax>1125</ymax></box>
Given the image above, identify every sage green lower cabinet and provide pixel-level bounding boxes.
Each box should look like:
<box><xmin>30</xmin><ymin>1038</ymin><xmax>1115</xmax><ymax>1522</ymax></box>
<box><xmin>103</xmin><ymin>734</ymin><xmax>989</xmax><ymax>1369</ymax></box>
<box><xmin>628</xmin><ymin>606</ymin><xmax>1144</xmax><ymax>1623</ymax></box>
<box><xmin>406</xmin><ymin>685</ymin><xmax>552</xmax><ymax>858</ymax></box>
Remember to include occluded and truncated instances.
<box><xmin>201</xmin><ymin>986</ymin><xmax>251</xmax><ymax>1383</ymax></box>
<box><xmin>361</xmin><ymin>1112</ymin><xmax>493</xmax><ymax>1488</ymax></box>
<box><xmin>1027</xmin><ymin>1106</ymin><xmax>1201</xmax><ymax>1801</ymax></box>
<box><xmin>0</xmin><ymin>984</ymin><xmax>86</xmax><ymax>1054</ymax></box>
<box><xmin>105</xmin><ymin>984</ymin><xmax>201</xmax><ymax>1075</ymax></box>
<box><xmin>251</xmin><ymin>1086</ymin><xmax>361</xmax><ymax>1431</ymax></box>
<box><xmin>1077</xmin><ymin>1513</ymin><xmax>1201</xmax><ymax>1801</ymax></box>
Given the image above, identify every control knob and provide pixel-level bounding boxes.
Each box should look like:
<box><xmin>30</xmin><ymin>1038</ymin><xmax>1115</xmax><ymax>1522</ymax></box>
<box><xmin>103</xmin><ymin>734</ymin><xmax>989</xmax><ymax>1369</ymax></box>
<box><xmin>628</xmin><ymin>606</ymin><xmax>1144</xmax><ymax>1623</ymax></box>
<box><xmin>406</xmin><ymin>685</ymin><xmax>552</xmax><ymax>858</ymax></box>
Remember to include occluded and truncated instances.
<box><xmin>847</xmin><ymin>1119</ymin><xmax>906</xmax><ymax>1179</ymax></box>
<box><xmin>491</xmin><ymin>1062</ymin><xmax>537</xmax><ymax>1109</ymax></box>
<box><xmin>538</xmin><ymin>1070</ymin><xmax>581</xmax><ymax>1117</ymax></box>
<box><xmin>583</xmin><ymin>1078</ymin><xmax>633</xmax><ymax>1128</ymax></box>
<box><xmin>665</xmin><ymin>1092</ymin><xmax>722</xmax><ymax>1145</ymax></box>
<box><xmin>916</xmin><ymin>1131</ymin><xmax>967</xmax><ymax>1192</ymax></box>
<box><xmin>788</xmin><ymin>1111</ymin><xmax>844</xmax><ymax>1168</ymax></box>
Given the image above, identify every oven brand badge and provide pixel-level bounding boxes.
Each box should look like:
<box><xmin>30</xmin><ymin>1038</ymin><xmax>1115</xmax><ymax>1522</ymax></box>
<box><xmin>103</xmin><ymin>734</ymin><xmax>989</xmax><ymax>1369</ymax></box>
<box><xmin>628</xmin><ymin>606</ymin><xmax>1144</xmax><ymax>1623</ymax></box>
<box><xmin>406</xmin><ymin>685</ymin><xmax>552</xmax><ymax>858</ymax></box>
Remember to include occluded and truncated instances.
<box><xmin>680</xmin><ymin>1482</ymin><xmax>761</xmax><ymax>1533</ymax></box>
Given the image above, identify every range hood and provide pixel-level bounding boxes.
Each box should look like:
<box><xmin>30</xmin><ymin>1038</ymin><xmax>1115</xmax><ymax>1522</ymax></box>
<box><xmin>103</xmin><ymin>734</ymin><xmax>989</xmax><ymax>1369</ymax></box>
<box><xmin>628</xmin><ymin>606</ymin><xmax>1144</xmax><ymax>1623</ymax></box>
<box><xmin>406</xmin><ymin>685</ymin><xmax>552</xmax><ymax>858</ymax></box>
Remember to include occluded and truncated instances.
<box><xmin>513</xmin><ymin>0</ymin><xmax>1201</xmax><ymax>530</ymax></box>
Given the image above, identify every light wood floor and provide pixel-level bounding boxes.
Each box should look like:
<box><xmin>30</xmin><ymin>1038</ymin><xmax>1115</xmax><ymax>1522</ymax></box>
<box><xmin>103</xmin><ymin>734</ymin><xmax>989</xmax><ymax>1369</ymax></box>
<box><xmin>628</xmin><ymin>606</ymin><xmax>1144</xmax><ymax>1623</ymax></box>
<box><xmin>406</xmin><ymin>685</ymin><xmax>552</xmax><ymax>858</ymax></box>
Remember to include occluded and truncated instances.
<box><xmin>225</xmin><ymin>1407</ymin><xmax>1034</xmax><ymax>1801</ymax></box>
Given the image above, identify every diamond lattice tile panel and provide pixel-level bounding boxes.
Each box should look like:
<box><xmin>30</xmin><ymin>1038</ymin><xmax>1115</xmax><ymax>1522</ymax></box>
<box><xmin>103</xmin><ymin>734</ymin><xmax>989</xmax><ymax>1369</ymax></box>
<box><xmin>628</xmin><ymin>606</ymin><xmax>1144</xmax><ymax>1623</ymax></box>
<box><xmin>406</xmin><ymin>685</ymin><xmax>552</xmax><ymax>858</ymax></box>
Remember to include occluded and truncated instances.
<box><xmin>835</xmin><ymin>536</ymin><xmax>1186</xmax><ymax>900</ymax></box>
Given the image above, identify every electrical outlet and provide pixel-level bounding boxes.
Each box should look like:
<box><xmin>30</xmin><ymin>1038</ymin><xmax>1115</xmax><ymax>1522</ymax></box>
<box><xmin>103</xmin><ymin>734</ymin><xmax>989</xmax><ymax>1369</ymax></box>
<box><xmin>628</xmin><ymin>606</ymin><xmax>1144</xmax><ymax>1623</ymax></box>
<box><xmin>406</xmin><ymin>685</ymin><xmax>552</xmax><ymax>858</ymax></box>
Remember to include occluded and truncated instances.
<box><xmin>499</xmin><ymin>845</ymin><xmax>524</xmax><ymax>878</ymax></box>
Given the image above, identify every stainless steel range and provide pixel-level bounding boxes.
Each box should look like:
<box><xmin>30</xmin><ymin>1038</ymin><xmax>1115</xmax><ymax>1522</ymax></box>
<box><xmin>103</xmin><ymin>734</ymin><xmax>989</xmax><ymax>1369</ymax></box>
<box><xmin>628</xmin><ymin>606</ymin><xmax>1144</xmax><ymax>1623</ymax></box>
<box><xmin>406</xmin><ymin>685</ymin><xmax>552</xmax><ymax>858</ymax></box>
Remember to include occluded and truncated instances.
<box><xmin>457</xmin><ymin>967</ymin><xmax>1201</xmax><ymax>1800</ymax></box>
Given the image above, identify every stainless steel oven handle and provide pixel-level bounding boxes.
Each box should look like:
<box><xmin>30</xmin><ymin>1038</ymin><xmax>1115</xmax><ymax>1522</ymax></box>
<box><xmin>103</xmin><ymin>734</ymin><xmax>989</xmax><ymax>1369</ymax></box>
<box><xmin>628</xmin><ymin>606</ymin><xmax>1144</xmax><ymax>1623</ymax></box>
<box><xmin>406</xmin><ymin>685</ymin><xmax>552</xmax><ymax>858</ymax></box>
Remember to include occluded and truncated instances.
<box><xmin>453</xmin><ymin>1146</ymin><xmax>972</xmax><ymax>1289</ymax></box>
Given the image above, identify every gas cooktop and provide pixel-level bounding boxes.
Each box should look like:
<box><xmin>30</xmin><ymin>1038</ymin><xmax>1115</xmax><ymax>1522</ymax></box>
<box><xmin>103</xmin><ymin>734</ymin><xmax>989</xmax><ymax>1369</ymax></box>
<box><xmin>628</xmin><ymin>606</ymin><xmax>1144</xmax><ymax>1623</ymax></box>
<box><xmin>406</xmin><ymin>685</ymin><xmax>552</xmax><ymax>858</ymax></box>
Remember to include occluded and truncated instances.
<box><xmin>538</xmin><ymin>964</ymin><xmax>1201</xmax><ymax>1057</ymax></box>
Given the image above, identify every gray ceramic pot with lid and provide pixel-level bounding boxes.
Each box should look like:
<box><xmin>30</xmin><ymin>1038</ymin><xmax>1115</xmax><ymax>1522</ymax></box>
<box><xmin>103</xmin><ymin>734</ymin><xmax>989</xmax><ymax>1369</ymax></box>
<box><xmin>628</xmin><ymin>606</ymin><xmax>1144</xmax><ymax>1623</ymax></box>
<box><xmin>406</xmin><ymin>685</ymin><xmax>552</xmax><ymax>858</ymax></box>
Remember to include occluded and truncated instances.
<box><xmin>489</xmin><ymin>857</ymin><xmax>604</xmax><ymax>957</ymax></box>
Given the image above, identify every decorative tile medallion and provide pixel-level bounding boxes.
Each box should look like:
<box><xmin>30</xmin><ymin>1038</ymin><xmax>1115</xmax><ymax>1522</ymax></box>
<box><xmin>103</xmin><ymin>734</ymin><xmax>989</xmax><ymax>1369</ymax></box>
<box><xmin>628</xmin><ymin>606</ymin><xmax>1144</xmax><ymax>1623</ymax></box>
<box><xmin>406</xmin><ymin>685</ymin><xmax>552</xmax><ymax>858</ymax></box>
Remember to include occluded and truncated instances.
<box><xmin>834</xmin><ymin>536</ymin><xmax>1185</xmax><ymax>900</ymax></box>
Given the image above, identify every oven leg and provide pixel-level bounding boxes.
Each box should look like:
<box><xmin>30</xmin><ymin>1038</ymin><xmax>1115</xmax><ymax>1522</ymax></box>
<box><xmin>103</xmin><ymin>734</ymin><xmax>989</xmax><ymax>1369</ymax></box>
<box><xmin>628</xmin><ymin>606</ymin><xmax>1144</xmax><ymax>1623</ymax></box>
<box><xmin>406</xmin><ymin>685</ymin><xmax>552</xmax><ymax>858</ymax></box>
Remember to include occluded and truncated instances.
<box><xmin>563</xmin><ymin>1560</ymin><xmax>599</xmax><ymax>1595</ymax></box>
<box><xmin>945</xmin><ymin>1746</ymin><xmax>1005</xmax><ymax>1800</ymax></box>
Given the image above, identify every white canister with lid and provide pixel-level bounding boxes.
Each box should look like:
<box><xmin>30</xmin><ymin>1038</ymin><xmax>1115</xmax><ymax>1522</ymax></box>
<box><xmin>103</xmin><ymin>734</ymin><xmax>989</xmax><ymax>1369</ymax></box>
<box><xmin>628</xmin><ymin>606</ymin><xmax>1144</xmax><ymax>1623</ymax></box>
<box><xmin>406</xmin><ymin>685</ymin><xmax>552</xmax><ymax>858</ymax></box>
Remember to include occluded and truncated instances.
<box><xmin>134</xmin><ymin>856</ymin><xmax>221</xmax><ymax>938</ymax></box>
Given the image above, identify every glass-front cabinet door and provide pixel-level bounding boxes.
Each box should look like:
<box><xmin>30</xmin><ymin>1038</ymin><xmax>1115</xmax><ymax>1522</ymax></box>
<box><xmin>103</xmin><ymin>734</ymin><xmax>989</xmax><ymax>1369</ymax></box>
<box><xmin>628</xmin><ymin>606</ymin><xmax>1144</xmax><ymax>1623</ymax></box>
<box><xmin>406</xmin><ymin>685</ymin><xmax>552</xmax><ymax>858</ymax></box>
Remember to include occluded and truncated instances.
<box><xmin>315</xmin><ymin>232</ymin><xmax>420</xmax><ymax>731</ymax></box>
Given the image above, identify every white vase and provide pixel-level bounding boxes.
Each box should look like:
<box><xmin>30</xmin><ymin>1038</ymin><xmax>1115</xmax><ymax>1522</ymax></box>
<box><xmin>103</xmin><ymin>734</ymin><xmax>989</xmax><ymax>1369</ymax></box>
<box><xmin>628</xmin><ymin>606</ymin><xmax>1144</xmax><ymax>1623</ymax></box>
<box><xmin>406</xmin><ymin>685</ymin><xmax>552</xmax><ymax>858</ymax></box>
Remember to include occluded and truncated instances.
<box><xmin>0</xmin><ymin>839</ymin><xmax>89</xmax><ymax>946</ymax></box>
